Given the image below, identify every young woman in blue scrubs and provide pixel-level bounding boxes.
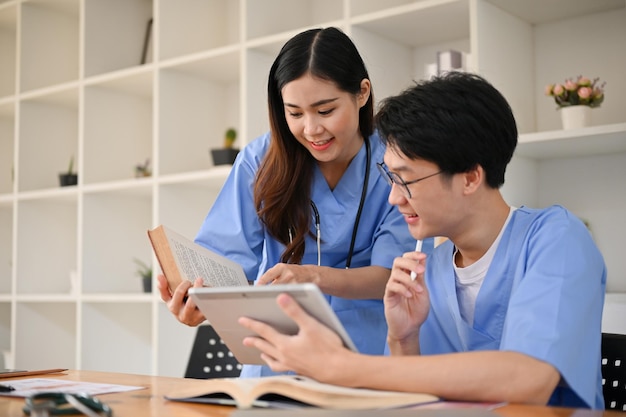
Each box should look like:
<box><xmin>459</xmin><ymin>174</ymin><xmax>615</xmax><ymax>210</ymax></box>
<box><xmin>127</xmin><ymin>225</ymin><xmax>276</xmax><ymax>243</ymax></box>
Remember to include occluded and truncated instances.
<box><xmin>238</xmin><ymin>72</ymin><xmax>607</xmax><ymax>408</ymax></box>
<box><xmin>157</xmin><ymin>27</ymin><xmax>421</xmax><ymax>377</ymax></box>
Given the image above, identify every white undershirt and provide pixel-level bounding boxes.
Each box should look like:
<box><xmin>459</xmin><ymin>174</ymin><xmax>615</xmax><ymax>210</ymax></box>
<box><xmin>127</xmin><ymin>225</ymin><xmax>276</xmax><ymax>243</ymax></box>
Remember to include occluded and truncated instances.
<box><xmin>454</xmin><ymin>206</ymin><xmax>516</xmax><ymax>325</ymax></box>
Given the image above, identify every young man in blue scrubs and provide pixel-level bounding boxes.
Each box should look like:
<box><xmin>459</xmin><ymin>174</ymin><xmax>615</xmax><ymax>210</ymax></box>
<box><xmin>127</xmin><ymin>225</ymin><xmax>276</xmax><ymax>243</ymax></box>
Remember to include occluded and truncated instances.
<box><xmin>239</xmin><ymin>72</ymin><xmax>607</xmax><ymax>408</ymax></box>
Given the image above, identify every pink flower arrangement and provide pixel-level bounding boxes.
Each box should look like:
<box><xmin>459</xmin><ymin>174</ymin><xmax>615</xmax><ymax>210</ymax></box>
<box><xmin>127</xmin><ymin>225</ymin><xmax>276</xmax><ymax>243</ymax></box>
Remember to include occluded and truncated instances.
<box><xmin>545</xmin><ymin>76</ymin><xmax>605</xmax><ymax>108</ymax></box>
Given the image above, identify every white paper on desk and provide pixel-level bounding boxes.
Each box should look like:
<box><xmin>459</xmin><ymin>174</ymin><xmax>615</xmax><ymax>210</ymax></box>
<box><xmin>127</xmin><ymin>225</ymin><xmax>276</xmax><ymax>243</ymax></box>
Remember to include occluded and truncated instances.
<box><xmin>0</xmin><ymin>378</ymin><xmax>145</xmax><ymax>397</ymax></box>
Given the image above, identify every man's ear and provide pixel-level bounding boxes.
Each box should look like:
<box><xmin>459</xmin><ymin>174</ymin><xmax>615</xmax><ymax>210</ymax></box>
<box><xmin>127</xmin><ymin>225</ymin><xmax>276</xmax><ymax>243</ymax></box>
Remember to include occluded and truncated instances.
<box><xmin>463</xmin><ymin>165</ymin><xmax>484</xmax><ymax>194</ymax></box>
<box><xmin>357</xmin><ymin>79</ymin><xmax>371</xmax><ymax>108</ymax></box>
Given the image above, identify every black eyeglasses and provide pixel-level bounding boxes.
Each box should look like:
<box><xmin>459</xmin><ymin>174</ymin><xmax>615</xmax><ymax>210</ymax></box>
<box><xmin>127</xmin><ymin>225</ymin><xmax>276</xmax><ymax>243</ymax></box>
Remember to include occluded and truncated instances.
<box><xmin>376</xmin><ymin>162</ymin><xmax>442</xmax><ymax>198</ymax></box>
<box><xmin>23</xmin><ymin>392</ymin><xmax>113</xmax><ymax>416</ymax></box>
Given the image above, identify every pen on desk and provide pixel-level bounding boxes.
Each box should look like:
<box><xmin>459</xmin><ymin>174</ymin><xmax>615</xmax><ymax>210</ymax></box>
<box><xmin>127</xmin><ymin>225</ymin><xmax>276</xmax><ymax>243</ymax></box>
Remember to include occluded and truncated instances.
<box><xmin>410</xmin><ymin>240</ymin><xmax>423</xmax><ymax>281</ymax></box>
<box><xmin>0</xmin><ymin>384</ymin><xmax>15</xmax><ymax>392</ymax></box>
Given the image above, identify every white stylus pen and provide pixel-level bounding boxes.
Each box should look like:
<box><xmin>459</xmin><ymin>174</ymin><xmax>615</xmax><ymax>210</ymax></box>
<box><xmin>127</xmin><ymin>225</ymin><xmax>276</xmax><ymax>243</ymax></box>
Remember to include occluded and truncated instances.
<box><xmin>410</xmin><ymin>240</ymin><xmax>423</xmax><ymax>281</ymax></box>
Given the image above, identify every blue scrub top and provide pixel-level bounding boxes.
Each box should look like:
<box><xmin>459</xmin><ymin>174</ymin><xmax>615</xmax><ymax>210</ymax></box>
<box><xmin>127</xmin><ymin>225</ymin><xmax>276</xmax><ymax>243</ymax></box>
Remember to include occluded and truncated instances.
<box><xmin>195</xmin><ymin>132</ymin><xmax>423</xmax><ymax>377</ymax></box>
<box><xmin>420</xmin><ymin>206</ymin><xmax>606</xmax><ymax>409</ymax></box>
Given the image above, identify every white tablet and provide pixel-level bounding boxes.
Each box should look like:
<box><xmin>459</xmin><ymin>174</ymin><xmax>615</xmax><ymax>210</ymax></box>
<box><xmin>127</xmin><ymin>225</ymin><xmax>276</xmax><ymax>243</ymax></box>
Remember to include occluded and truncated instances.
<box><xmin>188</xmin><ymin>283</ymin><xmax>357</xmax><ymax>365</ymax></box>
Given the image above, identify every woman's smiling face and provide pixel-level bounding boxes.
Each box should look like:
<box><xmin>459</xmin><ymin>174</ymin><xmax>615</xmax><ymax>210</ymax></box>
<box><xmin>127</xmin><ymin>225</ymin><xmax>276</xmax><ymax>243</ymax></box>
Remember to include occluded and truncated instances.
<box><xmin>281</xmin><ymin>73</ymin><xmax>369</xmax><ymax>169</ymax></box>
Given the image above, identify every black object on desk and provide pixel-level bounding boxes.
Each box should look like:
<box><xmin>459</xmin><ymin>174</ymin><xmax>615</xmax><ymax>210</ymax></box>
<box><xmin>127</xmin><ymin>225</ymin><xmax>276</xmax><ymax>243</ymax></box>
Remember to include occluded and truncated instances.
<box><xmin>185</xmin><ymin>324</ymin><xmax>242</xmax><ymax>379</ymax></box>
<box><xmin>601</xmin><ymin>332</ymin><xmax>626</xmax><ymax>411</ymax></box>
<box><xmin>0</xmin><ymin>384</ymin><xmax>15</xmax><ymax>392</ymax></box>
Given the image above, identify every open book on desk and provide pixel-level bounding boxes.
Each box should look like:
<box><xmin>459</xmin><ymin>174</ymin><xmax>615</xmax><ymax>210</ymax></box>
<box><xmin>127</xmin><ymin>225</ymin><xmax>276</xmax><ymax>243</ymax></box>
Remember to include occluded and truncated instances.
<box><xmin>165</xmin><ymin>375</ymin><xmax>439</xmax><ymax>410</ymax></box>
<box><xmin>147</xmin><ymin>225</ymin><xmax>249</xmax><ymax>291</ymax></box>
<box><xmin>231</xmin><ymin>408</ymin><xmax>501</xmax><ymax>417</ymax></box>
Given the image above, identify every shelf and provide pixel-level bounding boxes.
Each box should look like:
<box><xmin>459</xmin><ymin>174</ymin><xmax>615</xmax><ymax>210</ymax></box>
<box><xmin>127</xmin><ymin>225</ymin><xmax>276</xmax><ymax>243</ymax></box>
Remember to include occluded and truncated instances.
<box><xmin>160</xmin><ymin>49</ymin><xmax>239</xmax><ymax>83</ymax></box>
<box><xmin>351</xmin><ymin>0</ymin><xmax>470</xmax><ymax>48</ymax></box>
<box><xmin>20</xmin><ymin>0</ymin><xmax>79</xmax><ymax>92</ymax></box>
<box><xmin>349</xmin><ymin>0</ymin><xmax>416</xmax><ymax>16</ymax></box>
<box><xmin>82</xmin><ymin>188</ymin><xmax>152</xmax><ymax>294</ymax></box>
<box><xmin>81</xmin><ymin>302</ymin><xmax>152</xmax><ymax>374</ymax></box>
<box><xmin>156</xmin><ymin>166</ymin><xmax>231</xmax><ymax>185</ymax></box>
<box><xmin>14</xmin><ymin>294</ymin><xmax>76</xmax><ymax>302</ymax></box>
<box><xmin>244</xmin><ymin>47</ymin><xmax>277</xmax><ymax>138</ymax></box>
<box><xmin>158</xmin><ymin>182</ymin><xmax>222</xmax><ymax>240</ymax></box>
<box><xmin>159</xmin><ymin>0</ymin><xmax>239</xmax><ymax>61</ymax></box>
<box><xmin>15</xmin><ymin>186</ymin><xmax>78</xmax><ymax>202</ymax></box>
<box><xmin>83</xmin><ymin>64</ymin><xmax>153</xmax><ymax>91</ymax></box>
<box><xmin>0</xmin><ymin>3</ymin><xmax>16</xmax><ymax>99</ymax></box>
<box><xmin>81</xmin><ymin>294</ymin><xmax>153</xmax><ymax>303</ymax></box>
<box><xmin>84</xmin><ymin>0</ymin><xmax>153</xmax><ymax>77</ymax></box>
<box><xmin>15</xmin><ymin>196</ymin><xmax>77</xmax><ymax>295</ymax></box>
<box><xmin>15</xmin><ymin>301</ymin><xmax>76</xmax><ymax>370</ymax></box>
<box><xmin>159</xmin><ymin>54</ymin><xmax>240</xmax><ymax>175</ymax></box>
<box><xmin>486</xmin><ymin>0</ymin><xmax>625</xmax><ymax>24</ymax></box>
<box><xmin>17</xmin><ymin>87</ymin><xmax>79</xmax><ymax>192</ymax></box>
<box><xmin>157</xmin><ymin>303</ymin><xmax>197</xmax><ymax>377</ymax></box>
<box><xmin>0</xmin><ymin>101</ymin><xmax>14</xmax><ymax>195</ymax></box>
<box><xmin>516</xmin><ymin>123</ymin><xmax>626</xmax><ymax>159</ymax></box>
<box><xmin>602</xmin><ymin>292</ymin><xmax>626</xmax><ymax>334</ymax></box>
<box><xmin>350</xmin><ymin>0</ymin><xmax>471</xmax><ymax>104</ymax></box>
<box><xmin>82</xmin><ymin>178</ymin><xmax>153</xmax><ymax>195</ymax></box>
<box><xmin>0</xmin><ymin>202</ymin><xmax>11</xmax><ymax>294</ymax></box>
<box><xmin>245</xmin><ymin>0</ymin><xmax>342</xmax><ymax>40</ymax></box>
<box><xmin>84</xmin><ymin>71</ymin><xmax>153</xmax><ymax>184</ymax></box>
<box><xmin>2</xmin><ymin>0</ymin><xmax>624</xmax><ymax>377</ymax></box>
<box><xmin>0</xmin><ymin>302</ymin><xmax>9</xmax><ymax>355</ymax></box>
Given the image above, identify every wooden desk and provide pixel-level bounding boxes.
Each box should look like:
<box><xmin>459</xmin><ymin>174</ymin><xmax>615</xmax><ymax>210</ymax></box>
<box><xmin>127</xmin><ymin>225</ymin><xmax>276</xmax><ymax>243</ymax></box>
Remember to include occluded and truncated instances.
<box><xmin>0</xmin><ymin>370</ymin><xmax>623</xmax><ymax>416</ymax></box>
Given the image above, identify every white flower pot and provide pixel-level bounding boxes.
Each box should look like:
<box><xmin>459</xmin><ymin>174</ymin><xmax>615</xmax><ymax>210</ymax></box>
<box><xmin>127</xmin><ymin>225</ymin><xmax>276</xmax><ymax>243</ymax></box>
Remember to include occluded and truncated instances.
<box><xmin>560</xmin><ymin>105</ymin><xmax>592</xmax><ymax>130</ymax></box>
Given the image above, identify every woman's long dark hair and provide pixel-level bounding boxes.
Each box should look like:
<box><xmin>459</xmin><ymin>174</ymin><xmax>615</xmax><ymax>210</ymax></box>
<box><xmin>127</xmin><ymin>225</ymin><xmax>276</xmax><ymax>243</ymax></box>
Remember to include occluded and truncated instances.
<box><xmin>254</xmin><ymin>27</ymin><xmax>374</xmax><ymax>263</ymax></box>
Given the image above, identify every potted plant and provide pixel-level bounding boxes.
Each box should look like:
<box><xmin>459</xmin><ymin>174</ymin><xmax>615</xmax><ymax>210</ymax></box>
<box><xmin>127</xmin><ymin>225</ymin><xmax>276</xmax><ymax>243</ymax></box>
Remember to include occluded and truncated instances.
<box><xmin>135</xmin><ymin>158</ymin><xmax>151</xmax><ymax>178</ymax></box>
<box><xmin>545</xmin><ymin>76</ymin><xmax>605</xmax><ymax>129</ymax></box>
<box><xmin>59</xmin><ymin>155</ymin><xmax>78</xmax><ymax>187</ymax></box>
<box><xmin>210</xmin><ymin>127</ymin><xmax>239</xmax><ymax>166</ymax></box>
<box><xmin>133</xmin><ymin>258</ymin><xmax>152</xmax><ymax>293</ymax></box>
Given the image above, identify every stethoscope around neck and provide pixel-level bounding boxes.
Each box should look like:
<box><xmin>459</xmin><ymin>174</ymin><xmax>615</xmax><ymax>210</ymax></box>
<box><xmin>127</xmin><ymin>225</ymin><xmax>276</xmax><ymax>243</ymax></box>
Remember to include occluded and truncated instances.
<box><xmin>308</xmin><ymin>138</ymin><xmax>371</xmax><ymax>268</ymax></box>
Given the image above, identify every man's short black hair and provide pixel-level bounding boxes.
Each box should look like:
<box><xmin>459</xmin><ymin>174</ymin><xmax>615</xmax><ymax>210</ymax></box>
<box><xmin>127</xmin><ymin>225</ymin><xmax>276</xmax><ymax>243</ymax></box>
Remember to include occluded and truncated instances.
<box><xmin>375</xmin><ymin>72</ymin><xmax>518</xmax><ymax>188</ymax></box>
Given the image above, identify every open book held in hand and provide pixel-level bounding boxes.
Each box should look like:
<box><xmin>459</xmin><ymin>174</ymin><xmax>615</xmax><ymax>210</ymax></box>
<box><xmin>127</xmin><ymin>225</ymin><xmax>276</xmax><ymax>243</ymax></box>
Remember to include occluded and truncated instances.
<box><xmin>165</xmin><ymin>375</ymin><xmax>439</xmax><ymax>409</ymax></box>
<box><xmin>147</xmin><ymin>225</ymin><xmax>249</xmax><ymax>292</ymax></box>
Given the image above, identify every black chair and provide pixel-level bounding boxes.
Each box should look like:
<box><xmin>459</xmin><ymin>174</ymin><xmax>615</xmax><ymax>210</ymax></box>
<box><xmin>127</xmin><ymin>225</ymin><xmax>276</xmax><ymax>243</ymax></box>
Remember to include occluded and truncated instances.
<box><xmin>184</xmin><ymin>324</ymin><xmax>242</xmax><ymax>379</ymax></box>
<box><xmin>601</xmin><ymin>332</ymin><xmax>626</xmax><ymax>411</ymax></box>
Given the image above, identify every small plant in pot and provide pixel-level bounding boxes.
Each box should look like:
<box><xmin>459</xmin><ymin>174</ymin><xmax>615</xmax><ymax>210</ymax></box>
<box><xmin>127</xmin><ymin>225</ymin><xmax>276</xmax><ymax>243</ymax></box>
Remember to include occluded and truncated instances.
<box><xmin>135</xmin><ymin>158</ymin><xmax>151</xmax><ymax>178</ymax></box>
<box><xmin>210</xmin><ymin>127</ymin><xmax>239</xmax><ymax>166</ymax></box>
<box><xmin>133</xmin><ymin>258</ymin><xmax>152</xmax><ymax>293</ymax></box>
<box><xmin>59</xmin><ymin>156</ymin><xmax>78</xmax><ymax>187</ymax></box>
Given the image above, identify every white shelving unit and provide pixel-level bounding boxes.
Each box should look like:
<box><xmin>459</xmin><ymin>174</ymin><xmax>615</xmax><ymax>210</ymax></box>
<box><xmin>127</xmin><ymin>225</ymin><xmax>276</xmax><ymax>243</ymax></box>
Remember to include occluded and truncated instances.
<box><xmin>0</xmin><ymin>0</ymin><xmax>624</xmax><ymax>376</ymax></box>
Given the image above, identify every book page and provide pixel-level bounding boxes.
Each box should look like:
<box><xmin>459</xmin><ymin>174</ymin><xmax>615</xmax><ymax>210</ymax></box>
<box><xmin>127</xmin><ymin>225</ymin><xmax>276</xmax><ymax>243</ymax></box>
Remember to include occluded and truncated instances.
<box><xmin>164</xmin><ymin>227</ymin><xmax>248</xmax><ymax>287</ymax></box>
<box><xmin>165</xmin><ymin>377</ymin><xmax>255</xmax><ymax>407</ymax></box>
<box><xmin>0</xmin><ymin>378</ymin><xmax>144</xmax><ymax>397</ymax></box>
<box><xmin>171</xmin><ymin>238</ymin><xmax>244</xmax><ymax>286</ymax></box>
<box><xmin>151</xmin><ymin>225</ymin><xmax>248</xmax><ymax>288</ymax></box>
<box><xmin>166</xmin><ymin>375</ymin><xmax>439</xmax><ymax>410</ymax></box>
<box><xmin>250</xmin><ymin>376</ymin><xmax>438</xmax><ymax>409</ymax></box>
